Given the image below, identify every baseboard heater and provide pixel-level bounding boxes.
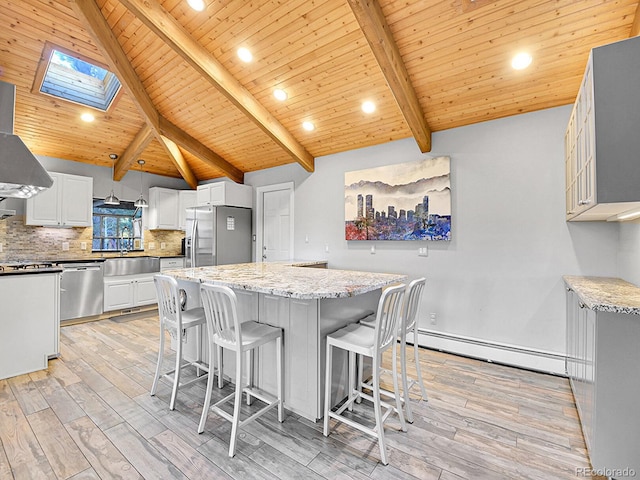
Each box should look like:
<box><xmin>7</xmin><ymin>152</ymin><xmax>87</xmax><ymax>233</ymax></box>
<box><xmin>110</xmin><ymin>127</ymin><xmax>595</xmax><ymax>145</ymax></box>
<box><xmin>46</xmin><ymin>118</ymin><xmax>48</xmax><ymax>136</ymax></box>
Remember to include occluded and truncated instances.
<box><xmin>414</xmin><ymin>328</ymin><xmax>567</xmax><ymax>376</ymax></box>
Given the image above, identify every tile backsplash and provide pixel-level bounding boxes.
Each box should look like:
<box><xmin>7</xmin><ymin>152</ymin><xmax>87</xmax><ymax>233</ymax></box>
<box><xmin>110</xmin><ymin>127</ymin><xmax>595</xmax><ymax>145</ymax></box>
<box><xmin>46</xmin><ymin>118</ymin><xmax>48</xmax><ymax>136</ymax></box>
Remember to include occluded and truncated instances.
<box><xmin>0</xmin><ymin>216</ymin><xmax>184</xmax><ymax>261</ymax></box>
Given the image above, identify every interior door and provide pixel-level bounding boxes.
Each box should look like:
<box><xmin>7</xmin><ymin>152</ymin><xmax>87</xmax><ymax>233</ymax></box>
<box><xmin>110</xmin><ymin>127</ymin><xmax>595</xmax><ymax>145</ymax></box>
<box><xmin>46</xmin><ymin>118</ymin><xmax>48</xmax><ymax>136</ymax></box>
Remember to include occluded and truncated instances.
<box><xmin>257</xmin><ymin>183</ymin><xmax>293</xmax><ymax>262</ymax></box>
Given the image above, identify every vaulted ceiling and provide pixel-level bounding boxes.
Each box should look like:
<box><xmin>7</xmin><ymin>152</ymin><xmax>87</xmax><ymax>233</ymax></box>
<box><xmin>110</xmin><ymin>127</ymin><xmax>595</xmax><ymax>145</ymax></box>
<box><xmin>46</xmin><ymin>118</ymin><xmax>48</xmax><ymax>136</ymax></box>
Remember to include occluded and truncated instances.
<box><xmin>1</xmin><ymin>0</ymin><xmax>638</xmax><ymax>186</ymax></box>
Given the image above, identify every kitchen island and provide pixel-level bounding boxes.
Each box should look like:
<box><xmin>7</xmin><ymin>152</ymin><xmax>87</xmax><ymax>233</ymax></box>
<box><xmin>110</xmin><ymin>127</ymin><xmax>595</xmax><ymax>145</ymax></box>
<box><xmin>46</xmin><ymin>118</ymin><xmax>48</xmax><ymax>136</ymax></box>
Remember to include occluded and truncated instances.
<box><xmin>162</xmin><ymin>262</ymin><xmax>407</xmax><ymax>420</ymax></box>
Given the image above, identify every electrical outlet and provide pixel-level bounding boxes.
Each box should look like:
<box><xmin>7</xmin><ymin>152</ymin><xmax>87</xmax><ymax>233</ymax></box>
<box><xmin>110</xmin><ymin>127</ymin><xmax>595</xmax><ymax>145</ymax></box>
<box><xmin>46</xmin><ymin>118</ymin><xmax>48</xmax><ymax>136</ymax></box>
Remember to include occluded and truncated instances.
<box><xmin>0</xmin><ymin>243</ymin><xmax>3</xmax><ymax>253</ymax></box>
<box><xmin>149</xmin><ymin>242</ymin><xmax>156</xmax><ymax>250</ymax></box>
<box><xmin>62</xmin><ymin>242</ymin><xmax>69</xmax><ymax>251</ymax></box>
<box><xmin>370</xmin><ymin>245</ymin><xmax>376</xmax><ymax>254</ymax></box>
<box><xmin>430</xmin><ymin>312</ymin><xmax>437</xmax><ymax>325</ymax></box>
<box><xmin>418</xmin><ymin>246</ymin><xmax>428</xmax><ymax>257</ymax></box>
<box><xmin>161</xmin><ymin>242</ymin><xmax>166</xmax><ymax>250</ymax></box>
<box><xmin>325</xmin><ymin>243</ymin><xmax>329</xmax><ymax>253</ymax></box>
<box><xmin>80</xmin><ymin>242</ymin><xmax>87</xmax><ymax>250</ymax></box>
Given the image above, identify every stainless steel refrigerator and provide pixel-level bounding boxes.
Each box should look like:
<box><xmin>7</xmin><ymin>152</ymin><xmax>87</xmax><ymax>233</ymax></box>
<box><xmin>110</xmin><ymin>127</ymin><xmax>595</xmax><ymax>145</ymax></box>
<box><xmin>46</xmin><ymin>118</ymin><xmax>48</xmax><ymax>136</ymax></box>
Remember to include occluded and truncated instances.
<box><xmin>185</xmin><ymin>206</ymin><xmax>252</xmax><ymax>267</ymax></box>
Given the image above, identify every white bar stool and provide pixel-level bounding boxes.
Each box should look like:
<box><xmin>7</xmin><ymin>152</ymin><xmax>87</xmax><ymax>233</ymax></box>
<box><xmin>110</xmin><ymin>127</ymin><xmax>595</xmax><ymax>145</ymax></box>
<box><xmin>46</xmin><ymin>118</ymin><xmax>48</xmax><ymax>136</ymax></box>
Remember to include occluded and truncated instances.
<box><xmin>323</xmin><ymin>283</ymin><xmax>407</xmax><ymax>466</ymax></box>
<box><xmin>150</xmin><ymin>274</ymin><xmax>209</xmax><ymax>411</ymax></box>
<box><xmin>359</xmin><ymin>277</ymin><xmax>428</xmax><ymax>423</ymax></box>
<box><xmin>198</xmin><ymin>283</ymin><xmax>284</xmax><ymax>458</ymax></box>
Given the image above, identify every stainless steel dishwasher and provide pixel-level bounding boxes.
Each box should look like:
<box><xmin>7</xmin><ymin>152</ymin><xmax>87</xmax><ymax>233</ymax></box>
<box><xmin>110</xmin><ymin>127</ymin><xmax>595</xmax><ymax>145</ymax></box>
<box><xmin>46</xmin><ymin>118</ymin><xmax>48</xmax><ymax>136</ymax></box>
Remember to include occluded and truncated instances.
<box><xmin>59</xmin><ymin>262</ymin><xmax>104</xmax><ymax>321</ymax></box>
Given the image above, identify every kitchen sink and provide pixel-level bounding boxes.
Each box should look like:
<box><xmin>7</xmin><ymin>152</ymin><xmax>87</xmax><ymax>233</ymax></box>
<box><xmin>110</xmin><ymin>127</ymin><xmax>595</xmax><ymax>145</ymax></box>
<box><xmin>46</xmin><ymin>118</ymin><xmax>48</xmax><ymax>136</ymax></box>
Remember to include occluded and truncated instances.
<box><xmin>103</xmin><ymin>256</ymin><xmax>160</xmax><ymax>277</ymax></box>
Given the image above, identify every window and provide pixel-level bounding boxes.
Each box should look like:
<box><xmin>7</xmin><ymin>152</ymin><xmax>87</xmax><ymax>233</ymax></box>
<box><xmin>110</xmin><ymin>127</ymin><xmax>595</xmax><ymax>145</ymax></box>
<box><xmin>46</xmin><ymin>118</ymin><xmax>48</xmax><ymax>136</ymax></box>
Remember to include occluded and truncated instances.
<box><xmin>33</xmin><ymin>42</ymin><xmax>122</xmax><ymax>111</ymax></box>
<box><xmin>92</xmin><ymin>200</ymin><xmax>144</xmax><ymax>252</ymax></box>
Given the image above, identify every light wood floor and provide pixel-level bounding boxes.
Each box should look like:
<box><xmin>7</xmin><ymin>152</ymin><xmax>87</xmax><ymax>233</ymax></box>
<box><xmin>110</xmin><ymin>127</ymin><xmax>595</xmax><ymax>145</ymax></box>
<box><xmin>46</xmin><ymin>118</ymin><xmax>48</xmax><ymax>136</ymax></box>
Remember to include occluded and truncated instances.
<box><xmin>0</xmin><ymin>312</ymin><xmax>599</xmax><ymax>479</ymax></box>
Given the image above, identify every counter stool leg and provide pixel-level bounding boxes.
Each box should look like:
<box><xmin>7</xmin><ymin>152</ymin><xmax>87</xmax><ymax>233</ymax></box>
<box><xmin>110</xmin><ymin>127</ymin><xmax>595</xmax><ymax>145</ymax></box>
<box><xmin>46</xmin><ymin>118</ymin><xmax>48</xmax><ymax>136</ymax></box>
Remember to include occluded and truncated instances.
<box><xmin>196</xmin><ymin>324</ymin><xmax>202</xmax><ymax>377</ymax></box>
<box><xmin>277</xmin><ymin>335</ymin><xmax>284</xmax><ymax>422</ymax></box>
<box><xmin>392</xmin><ymin>342</ymin><xmax>407</xmax><ymax>432</ymax></box>
<box><xmin>229</xmin><ymin>351</ymin><xmax>244</xmax><ymax>457</ymax></box>
<box><xmin>169</xmin><ymin>333</ymin><xmax>182</xmax><ymax>411</ymax></box>
<box><xmin>217</xmin><ymin>345</ymin><xmax>224</xmax><ymax>388</ymax></box>
<box><xmin>372</xmin><ymin>356</ymin><xmax>388</xmax><ymax>466</ymax></box>
<box><xmin>399</xmin><ymin>335</ymin><xmax>413</xmax><ymax>423</ymax></box>
<box><xmin>198</xmin><ymin>342</ymin><xmax>216</xmax><ymax>434</ymax></box>
<box><xmin>323</xmin><ymin>343</ymin><xmax>333</xmax><ymax>436</ymax></box>
<box><xmin>151</xmin><ymin>326</ymin><xmax>165</xmax><ymax>396</ymax></box>
<box><xmin>348</xmin><ymin>351</ymin><xmax>356</xmax><ymax>412</ymax></box>
<box><xmin>246</xmin><ymin>350</ymin><xmax>254</xmax><ymax>406</ymax></box>
<box><xmin>414</xmin><ymin>339</ymin><xmax>428</xmax><ymax>401</ymax></box>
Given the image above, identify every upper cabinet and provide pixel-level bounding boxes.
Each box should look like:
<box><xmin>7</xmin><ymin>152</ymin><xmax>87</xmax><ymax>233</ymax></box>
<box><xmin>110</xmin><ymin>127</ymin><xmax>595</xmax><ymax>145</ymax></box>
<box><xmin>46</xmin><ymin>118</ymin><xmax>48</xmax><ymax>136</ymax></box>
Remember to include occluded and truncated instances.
<box><xmin>148</xmin><ymin>187</ymin><xmax>179</xmax><ymax>230</ymax></box>
<box><xmin>196</xmin><ymin>182</ymin><xmax>252</xmax><ymax>208</ymax></box>
<box><xmin>565</xmin><ymin>36</ymin><xmax>640</xmax><ymax>221</ymax></box>
<box><xmin>178</xmin><ymin>190</ymin><xmax>197</xmax><ymax>230</ymax></box>
<box><xmin>26</xmin><ymin>172</ymin><xmax>93</xmax><ymax>227</ymax></box>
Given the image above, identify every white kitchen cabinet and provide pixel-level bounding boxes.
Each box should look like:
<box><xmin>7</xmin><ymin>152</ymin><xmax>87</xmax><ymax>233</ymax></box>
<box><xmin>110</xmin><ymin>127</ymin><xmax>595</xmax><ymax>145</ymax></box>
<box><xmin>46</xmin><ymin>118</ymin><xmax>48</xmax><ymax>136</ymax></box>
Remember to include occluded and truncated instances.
<box><xmin>0</xmin><ymin>272</ymin><xmax>60</xmax><ymax>380</ymax></box>
<box><xmin>148</xmin><ymin>187</ymin><xmax>179</xmax><ymax>230</ymax></box>
<box><xmin>104</xmin><ymin>273</ymin><xmax>156</xmax><ymax>312</ymax></box>
<box><xmin>196</xmin><ymin>181</ymin><xmax>252</xmax><ymax>208</ymax></box>
<box><xmin>26</xmin><ymin>172</ymin><xmax>93</xmax><ymax>227</ymax></box>
<box><xmin>564</xmin><ymin>280</ymin><xmax>640</xmax><ymax>473</ymax></box>
<box><xmin>565</xmin><ymin>35</ymin><xmax>640</xmax><ymax>221</ymax></box>
<box><xmin>160</xmin><ymin>257</ymin><xmax>184</xmax><ymax>270</ymax></box>
<box><xmin>178</xmin><ymin>190</ymin><xmax>197</xmax><ymax>230</ymax></box>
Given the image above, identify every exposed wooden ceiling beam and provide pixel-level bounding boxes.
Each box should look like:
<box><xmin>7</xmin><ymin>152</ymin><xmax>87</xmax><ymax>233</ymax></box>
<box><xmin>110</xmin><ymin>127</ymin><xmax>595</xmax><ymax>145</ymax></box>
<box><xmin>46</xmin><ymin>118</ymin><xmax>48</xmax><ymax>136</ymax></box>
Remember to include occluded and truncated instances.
<box><xmin>158</xmin><ymin>136</ymin><xmax>199</xmax><ymax>189</ymax></box>
<box><xmin>118</xmin><ymin>0</ymin><xmax>315</xmax><ymax>173</ymax></box>
<box><xmin>70</xmin><ymin>0</ymin><xmax>234</xmax><ymax>184</ymax></box>
<box><xmin>346</xmin><ymin>0</ymin><xmax>432</xmax><ymax>152</ymax></box>
<box><xmin>114</xmin><ymin>124</ymin><xmax>153</xmax><ymax>181</ymax></box>
<box><xmin>159</xmin><ymin>117</ymin><xmax>244</xmax><ymax>184</ymax></box>
<box><xmin>630</xmin><ymin>2</ymin><xmax>640</xmax><ymax>37</ymax></box>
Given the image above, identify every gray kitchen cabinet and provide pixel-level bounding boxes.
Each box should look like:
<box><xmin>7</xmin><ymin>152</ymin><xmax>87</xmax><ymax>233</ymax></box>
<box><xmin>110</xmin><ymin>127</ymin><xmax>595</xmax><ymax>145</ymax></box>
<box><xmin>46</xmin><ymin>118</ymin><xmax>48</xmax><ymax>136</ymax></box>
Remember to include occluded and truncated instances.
<box><xmin>564</xmin><ymin>279</ymin><xmax>640</xmax><ymax>473</ymax></box>
<box><xmin>26</xmin><ymin>172</ymin><xmax>93</xmax><ymax>227</ymax></box>
<box><xmin>565</xmin><ymin>35</ymin><xmax>640</xmax><ymax>221</ymax></box>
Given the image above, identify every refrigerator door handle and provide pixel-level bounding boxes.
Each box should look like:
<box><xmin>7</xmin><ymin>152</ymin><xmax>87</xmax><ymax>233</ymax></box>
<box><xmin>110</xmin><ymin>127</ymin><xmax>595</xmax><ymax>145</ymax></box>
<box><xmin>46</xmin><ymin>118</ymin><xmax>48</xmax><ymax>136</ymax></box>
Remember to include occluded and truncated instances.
<box><xmin>190</xmin><ymin>218</ymin><xmax>198</xmax><ymax>267</ymax></box>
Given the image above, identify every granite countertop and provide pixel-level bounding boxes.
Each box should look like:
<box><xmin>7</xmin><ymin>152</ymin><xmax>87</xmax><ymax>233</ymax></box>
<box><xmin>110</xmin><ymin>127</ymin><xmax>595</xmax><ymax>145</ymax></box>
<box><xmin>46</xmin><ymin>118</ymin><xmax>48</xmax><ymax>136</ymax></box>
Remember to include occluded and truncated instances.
<box><xmin>563</xmin><ymin>275</ymin><xmax>640</xmax><ymax>315</ymax></box>
<box><xmin>0</xmin><ymin>267</ymin><xmax>63</xmax><ymax>277</ymax></box>
<box><xmin>162</xmin><ymin>262</ymin><xmax>407</xmax><ymax>299</ymax></box>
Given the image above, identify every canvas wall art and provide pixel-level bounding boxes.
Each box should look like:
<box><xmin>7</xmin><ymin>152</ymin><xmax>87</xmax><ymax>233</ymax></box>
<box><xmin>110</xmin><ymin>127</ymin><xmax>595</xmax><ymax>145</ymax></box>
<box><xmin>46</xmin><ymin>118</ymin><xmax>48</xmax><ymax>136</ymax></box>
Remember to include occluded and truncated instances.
<box><xmin>345</xmin><ymin>156</ymin><xmax>451</xmax><ymax>241</ymax></box>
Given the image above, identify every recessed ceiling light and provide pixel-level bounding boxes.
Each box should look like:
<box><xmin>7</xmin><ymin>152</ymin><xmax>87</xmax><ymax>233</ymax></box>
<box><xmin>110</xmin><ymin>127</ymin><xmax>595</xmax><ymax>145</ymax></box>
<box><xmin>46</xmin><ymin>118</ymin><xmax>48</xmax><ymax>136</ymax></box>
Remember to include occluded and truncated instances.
<box><xmin>237</xmin><ymin>47</ymin><xmax>253</xmax><ymax>63</ymax></box>
<box><xmin>187</xmin><ymin>0</ymin><xmax>205</xmax><ymax>11</ymax></box>
<box><xmin>302</xmin><ymin>121</ymin><xmax>315</xmax><ymax>131</ymax></box>
<box><xmin>511</xmin><ymin>52</ymin><xmax>532</xmax><ymax>70</ymax></box>
<box><xmin>274</xmin><ymin>89</ymin><xmax>288</xmax><ymax>101</ymax></box>
<box><xmin>81</xmin><ymin>112</ymin><xmax>95</xmax><ymax>122</ymax></box>
<box><xmin>187</xmin><ymin>0</ymin><xmax>206</xmax><ymax>11</ymax></box>
<box><xmin>362</xmin><ymin>101</ymin><xmax>376</xmax><ymax>114</ymax></box>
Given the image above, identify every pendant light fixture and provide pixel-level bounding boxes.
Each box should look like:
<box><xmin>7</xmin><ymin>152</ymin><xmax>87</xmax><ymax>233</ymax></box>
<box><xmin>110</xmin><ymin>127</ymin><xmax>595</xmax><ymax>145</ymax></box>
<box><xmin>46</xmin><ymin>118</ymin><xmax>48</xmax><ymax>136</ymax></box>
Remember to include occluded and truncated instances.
<box><xmin>134</xmin><ymin>159</ymin><xmax>148</xmax><ymax>208</ymax></box>
<box><xmin>104</xmin><ymin>153</ymin><xmax>120</xmax><ymax>205</ymax></box>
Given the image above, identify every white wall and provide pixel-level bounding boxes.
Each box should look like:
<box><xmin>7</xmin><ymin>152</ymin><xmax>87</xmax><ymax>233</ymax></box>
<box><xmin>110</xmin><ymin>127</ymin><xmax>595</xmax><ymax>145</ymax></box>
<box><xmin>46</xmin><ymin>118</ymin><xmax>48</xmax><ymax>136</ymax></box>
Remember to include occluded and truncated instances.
<box><xmin>246</xmin><ymin>105</ymin><xmax>620</xmax><ymax>373</ymax></box>
<box><xmin>618</xmin><ymin>222</ymin><xmax>640</xmax><ymax>285</ymax></box>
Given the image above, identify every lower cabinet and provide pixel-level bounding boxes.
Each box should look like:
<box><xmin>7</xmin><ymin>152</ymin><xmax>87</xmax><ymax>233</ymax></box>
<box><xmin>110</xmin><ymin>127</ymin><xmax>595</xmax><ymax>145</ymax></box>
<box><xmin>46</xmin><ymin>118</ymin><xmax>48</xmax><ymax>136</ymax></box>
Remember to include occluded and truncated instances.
<box><xmin>565</xmin><ymin>285</ymin><xmax>640</xmax><ymax>473</ymax></box>
<box><xmin>104</xmin><ymin>274</ymin><xmax>156</xmax><ymax>312</ymax></box>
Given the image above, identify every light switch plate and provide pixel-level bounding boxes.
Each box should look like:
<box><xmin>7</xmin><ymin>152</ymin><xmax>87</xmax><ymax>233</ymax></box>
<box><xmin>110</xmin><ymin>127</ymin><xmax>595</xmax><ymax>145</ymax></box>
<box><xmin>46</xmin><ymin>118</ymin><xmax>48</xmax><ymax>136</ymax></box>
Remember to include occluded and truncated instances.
<box><xmin>80</xmin><ymin>242</ymin><xmax>87</xmax><ymax>250</ymax></box>
<box><xmin>62</xmin><ymin>242</ymin><xmax>69</xmax><ymax>251</ymax></box>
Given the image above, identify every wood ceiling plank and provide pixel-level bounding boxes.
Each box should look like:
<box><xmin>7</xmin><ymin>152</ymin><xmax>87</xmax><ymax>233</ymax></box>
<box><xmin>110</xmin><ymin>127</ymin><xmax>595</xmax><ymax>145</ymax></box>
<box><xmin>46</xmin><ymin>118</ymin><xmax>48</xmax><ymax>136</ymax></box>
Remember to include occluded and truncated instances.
<box><xmin>347</xmin><ymin>0</ymin><xmax>431</xmax><ymax>153</ymax></box>
<box><xmin>118</xmin><ymin>0</ymin><xmax>315</xmax><ymax>173</ymax></box>
<box><xmin>70</xmin><ymin>0</ymin><xmax>243</xmax><ymax>184</ymax></box>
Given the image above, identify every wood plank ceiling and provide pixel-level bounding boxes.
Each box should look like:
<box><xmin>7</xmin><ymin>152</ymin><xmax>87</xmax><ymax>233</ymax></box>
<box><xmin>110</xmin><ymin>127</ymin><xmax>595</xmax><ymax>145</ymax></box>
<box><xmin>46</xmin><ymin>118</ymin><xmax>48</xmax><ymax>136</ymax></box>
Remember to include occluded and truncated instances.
<box><xmin>0</xmin><ymin>0</ymin><xmax>638</xmax><ymax>185</ymax></box>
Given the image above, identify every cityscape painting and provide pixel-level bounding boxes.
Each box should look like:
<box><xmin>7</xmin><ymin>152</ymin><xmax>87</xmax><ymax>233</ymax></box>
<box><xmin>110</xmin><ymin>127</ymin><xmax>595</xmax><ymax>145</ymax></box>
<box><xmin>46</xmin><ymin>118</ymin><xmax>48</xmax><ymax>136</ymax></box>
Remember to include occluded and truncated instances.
<box><xmin>345</xmin><ymin>156</ymin><xmax>451</xmax><ymax>241</ymax></box>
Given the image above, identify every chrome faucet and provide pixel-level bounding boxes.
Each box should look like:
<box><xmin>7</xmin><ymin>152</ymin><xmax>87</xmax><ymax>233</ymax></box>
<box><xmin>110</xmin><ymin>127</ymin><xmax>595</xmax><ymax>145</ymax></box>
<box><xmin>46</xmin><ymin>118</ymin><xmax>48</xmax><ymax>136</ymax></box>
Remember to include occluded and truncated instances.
<box><xmin>120</xmin><ymin>227</ymin><xmax>130</xmax><ymax>256</ymax></box>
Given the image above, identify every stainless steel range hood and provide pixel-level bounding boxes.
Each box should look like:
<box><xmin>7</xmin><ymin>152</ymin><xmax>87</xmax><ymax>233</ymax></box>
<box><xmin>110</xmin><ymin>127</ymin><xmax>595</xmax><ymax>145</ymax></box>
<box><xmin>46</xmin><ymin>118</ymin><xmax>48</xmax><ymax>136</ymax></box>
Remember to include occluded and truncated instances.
<box><xmin>0</xmin><ymin>81</ymin><xmax>53</xmax><ymax>199</ymax></box>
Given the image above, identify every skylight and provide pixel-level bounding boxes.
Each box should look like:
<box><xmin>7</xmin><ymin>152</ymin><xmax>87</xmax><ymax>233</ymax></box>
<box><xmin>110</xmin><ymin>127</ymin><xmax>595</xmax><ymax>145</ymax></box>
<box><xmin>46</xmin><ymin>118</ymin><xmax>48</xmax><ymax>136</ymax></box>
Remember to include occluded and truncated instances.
<box><xmin>35</xmin><ymin>44</ymin><xmax>122</xmax><ymax>111</ymax></box>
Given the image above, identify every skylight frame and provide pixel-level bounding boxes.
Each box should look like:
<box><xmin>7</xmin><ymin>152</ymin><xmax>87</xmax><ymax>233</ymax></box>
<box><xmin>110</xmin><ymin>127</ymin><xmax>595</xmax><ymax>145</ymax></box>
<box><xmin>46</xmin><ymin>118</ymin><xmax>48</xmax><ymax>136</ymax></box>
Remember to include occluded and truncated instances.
<box><xmin>32</xmin><ymin>42</ymin><xmax>123</xmax><ymax>112</ymax></box>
